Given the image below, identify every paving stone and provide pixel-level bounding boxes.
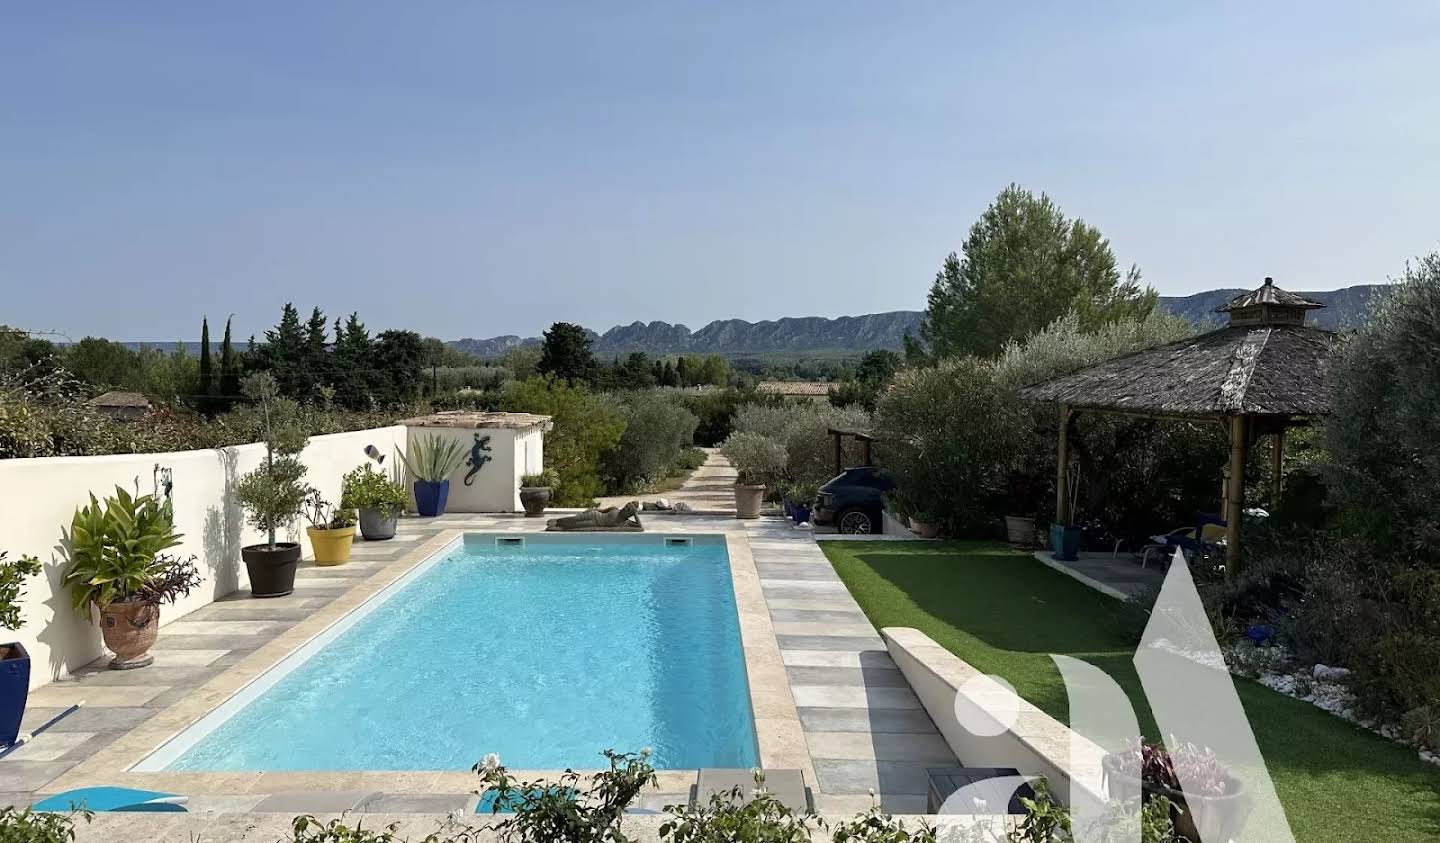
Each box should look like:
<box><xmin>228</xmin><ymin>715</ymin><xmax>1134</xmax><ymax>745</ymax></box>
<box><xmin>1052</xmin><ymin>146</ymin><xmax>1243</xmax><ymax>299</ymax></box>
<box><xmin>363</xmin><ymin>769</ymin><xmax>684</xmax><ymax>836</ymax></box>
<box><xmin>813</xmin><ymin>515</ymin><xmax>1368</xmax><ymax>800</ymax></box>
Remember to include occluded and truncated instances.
<box><xmin>772</xmin><ymin>622</ymin><xmax>877</xmax><ymax>637</ymax></box>
<box><xmin>781</xmin><ymin>650</ymin><xmax>897</xmax><ymax>669</ymax></box>
<box><xmin>163</xmin><ymin>620</ymin><xmax>286</xmax><ymax>636</ymax></box>
<box><xmin>355</xmin><ymin>792</ymin><xmax>476</xmax><ymax>813</ymax></box>
<box><xmin>0</xmin><ymin>791</ymin><xmax>34</xmax><ymax>808</ymax></box>
<box><xmin>805</xmin><ymin>731</ymin><xmax>956</xmax><ymax>763</ymax></box>
<box><xmin>184</xmin><ymin>604</ymin><xmax>317</xmax><ymax>622</ymax></box>
<box><xmin>28</xmin><ymin>684</ymin><xmax>166</xmax><ymax>708</ymax></box>
<box><xmin>1</xmin><ymin>732</ymin><xmax>96</xmax><ymax>761</ymax></box>
<box><xmin>798</xmin><ymin>707</ymin><xmax>943</xmax><ymax>735</ymax></box>
<box><xmin>769</xmin><ymin>608</ymin><xmax>871</xmax><ymax>625</ymax></box>
<box><xmin>63</xmin><ymin>664</ymin><xmax>226</xmax><ymax>687</ymax></box>
<box><xmin>149</xmin><ymin>648</ymin><xmax>232</xmax><ymax>667</ymax></box>
<box><xmin>785</xmin><ymin>666</ymin><xmax>909</xmax><ymax>688</ymax></box>
<box><xmin>151</xmin><ymin>634</ymin><xmax>266</xmax><ymax>652</ymax></box>
<box><xmin>791</xmin><ymin>685</ymin><xmax>920</xmax><ymax>710</ymax></box>
<box><xmin>753</xmin><ymin>563</ymin><xmax>840</xmax><ymax>581</ymax></box>
<box><xmin>776</xmin><ymin>634</ymin><xmax>886</xmax><ymax>652</ymax></box>
<box><xmin>0</xmin><ymin>761</ymin><xmax>76</xmax><ymax>792</ymax></box>
<box><xmin>763</xmin><ymin>597</ymin><xmax>860</xmax><ymax>612</ymax></box>
<box><xmin>21</xmin><ymin>705</ymin><xmax>157</xmax><ymax>734</ymax></box>
<box><xmin>253</xmin><ymin>790</ymin><xmax>379</xmax><ymax>813</ymax></box>
<box><xmin>812</xmin><ymin>759</ymin><xmax>934</xmax><ymax>795</ymax></box>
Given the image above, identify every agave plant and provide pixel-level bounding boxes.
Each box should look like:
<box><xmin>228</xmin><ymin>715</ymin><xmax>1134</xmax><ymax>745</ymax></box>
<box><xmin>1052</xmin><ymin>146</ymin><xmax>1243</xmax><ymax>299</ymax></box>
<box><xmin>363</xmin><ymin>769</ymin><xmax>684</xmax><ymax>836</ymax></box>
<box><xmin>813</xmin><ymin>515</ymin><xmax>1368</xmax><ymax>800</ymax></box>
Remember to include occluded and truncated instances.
<box><xmin>399</xmin><ymin>434</ymin><xmax>467</xmax><ymax>483</ymax></box>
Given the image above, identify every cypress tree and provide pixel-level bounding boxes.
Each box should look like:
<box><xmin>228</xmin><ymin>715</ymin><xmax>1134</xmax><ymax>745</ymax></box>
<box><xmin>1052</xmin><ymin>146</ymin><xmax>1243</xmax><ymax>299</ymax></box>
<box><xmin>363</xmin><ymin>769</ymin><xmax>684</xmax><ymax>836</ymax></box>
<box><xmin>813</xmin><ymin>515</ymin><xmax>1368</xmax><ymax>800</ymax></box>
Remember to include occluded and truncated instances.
<box><xmin>198</xmin><ymin>317</ymin><xmax>213</xmax><ymax>409</ymax></box>
<box><xmin>219</xmin><ymin>317</ymin><xmax>240</xmax><ymax>405</ymax></box>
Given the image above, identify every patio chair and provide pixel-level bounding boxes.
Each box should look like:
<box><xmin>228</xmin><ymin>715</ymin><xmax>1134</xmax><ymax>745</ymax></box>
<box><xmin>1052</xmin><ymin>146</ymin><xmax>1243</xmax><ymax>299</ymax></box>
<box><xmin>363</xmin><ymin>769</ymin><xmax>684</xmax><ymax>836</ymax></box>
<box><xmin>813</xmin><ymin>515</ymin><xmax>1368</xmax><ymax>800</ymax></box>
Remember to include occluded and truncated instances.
<box><xmin>1139</xmin><ymin>513</ymin><xmax>1226</xmax><ymax>568</ymax></box>
<box><xmin>33</xmin><ymin>787</ymin><xmax>187</xmax><ymax>812</ymax></box>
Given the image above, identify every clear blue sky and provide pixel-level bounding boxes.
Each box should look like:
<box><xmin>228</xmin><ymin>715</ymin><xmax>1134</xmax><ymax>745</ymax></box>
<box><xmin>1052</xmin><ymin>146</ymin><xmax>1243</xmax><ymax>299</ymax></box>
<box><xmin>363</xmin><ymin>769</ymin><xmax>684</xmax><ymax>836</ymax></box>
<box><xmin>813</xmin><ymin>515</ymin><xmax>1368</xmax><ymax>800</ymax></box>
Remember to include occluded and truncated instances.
<box><xmin>2</xmin><ymin>2</ymin><xmax>1437</xmax><ymax>342</ymax></box>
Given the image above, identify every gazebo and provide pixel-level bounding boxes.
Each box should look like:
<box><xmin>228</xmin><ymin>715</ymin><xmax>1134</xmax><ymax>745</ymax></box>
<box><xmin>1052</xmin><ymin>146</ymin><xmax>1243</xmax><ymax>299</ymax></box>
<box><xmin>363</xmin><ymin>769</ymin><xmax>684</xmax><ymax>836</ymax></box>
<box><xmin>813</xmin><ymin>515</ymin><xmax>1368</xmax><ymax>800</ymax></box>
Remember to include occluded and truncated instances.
<box><xmin>1018</xmin><ymin>278</ymin><xmax>1340</xmax><ymax>569</ymax></box>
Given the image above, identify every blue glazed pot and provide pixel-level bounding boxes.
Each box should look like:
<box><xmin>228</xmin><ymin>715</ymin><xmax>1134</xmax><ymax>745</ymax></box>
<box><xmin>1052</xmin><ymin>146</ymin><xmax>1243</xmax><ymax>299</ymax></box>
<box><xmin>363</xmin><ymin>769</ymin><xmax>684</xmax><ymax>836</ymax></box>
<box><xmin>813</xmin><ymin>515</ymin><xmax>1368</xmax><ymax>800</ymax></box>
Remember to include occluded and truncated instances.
<box><xmin>1049</xmin><ymin>524</ymin><xmax>1082</xmax><ymax>562</ymax></box>
<box><xmin>414</xmin><ymin>480</ymin><xmax>451</xmax><ymax>517</ymax></box>
<box><xmin>792</xmin><ymin>504</ymin><xmax>812</xmax><ymax>523</ymax></box>
<box><xmin>0</xmin><ymin>643</ymin><xmax>31</xmax><ymax>747</ymax></box>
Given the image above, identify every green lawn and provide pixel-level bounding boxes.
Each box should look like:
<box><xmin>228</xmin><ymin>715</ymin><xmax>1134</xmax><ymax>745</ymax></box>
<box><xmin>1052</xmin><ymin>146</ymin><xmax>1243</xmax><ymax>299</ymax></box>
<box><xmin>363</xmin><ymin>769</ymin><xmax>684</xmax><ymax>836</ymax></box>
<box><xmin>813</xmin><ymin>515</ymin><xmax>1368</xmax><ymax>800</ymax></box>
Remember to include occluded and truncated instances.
<box><xmin>821</xmin><ymin>540</ymin><xmax>1440</xmax><ymax>842</ymax></box>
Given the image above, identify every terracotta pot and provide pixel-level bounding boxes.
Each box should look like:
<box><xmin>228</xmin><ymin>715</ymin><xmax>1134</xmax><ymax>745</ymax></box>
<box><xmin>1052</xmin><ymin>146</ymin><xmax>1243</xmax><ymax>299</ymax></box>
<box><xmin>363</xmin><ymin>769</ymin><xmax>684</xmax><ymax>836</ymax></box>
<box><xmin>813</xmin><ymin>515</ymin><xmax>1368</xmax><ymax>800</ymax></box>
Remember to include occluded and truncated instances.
<box><xmin>519</xmin><ymin>487</ymin><xmax>552</xmax><ymax>517</ymax></box>
<box><xmin>307</xmin><ymin>525</ymin><xmax>355</xmax><ymax>566</ymax></box>
<box><xmin>909</xmin><ymin>517</ymin><xmax>940</xmax><ymax>539</ymax></box>
<box><xmin>734</xmin><ymin>483</ymin><xmax>765</xmax><ymax>519</ymax></box>
<box><xmin>98</xmin><ymin>600</ymin><xmax>159</xmax><ymax>670</ymax></box>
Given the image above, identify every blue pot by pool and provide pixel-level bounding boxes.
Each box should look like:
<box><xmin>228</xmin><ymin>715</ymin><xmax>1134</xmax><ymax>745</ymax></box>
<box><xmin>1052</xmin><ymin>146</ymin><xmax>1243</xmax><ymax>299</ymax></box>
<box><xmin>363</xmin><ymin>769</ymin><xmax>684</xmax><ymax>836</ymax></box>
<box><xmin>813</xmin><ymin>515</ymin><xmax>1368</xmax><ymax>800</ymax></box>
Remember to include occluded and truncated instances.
<box><xmin>792</xmin><ymin>504</ymin><xmax>812</xmax><ymax>523</ymax></box>
<box><xmin>1049</xmin><ymin>524</ymin><xmax>1081</xmax><ymax>562</ymax></box>
<box><xmin>0</xmin><ymin>643</ymin><xmax>31</xmax><ymax>747</ymax></box>
<box><xmin>414</xmin><ymin>480</ymin><xmax>451</xmax><ymax>517</ymax></box>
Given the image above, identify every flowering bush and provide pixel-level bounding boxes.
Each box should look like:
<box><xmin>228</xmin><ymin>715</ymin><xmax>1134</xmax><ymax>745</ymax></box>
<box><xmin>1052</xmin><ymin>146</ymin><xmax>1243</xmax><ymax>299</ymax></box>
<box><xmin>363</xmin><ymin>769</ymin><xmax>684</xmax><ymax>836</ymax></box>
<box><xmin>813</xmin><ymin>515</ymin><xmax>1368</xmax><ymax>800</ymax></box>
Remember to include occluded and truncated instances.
<box><xmin>1107</xmin><ymin>738</ymin><xmax>1230</xmax><ymax>798</ymax></box>
<box><xmin>474</xmin><ymin>749</ymin><xmax>656</xmax><ymax>843</ymax></box>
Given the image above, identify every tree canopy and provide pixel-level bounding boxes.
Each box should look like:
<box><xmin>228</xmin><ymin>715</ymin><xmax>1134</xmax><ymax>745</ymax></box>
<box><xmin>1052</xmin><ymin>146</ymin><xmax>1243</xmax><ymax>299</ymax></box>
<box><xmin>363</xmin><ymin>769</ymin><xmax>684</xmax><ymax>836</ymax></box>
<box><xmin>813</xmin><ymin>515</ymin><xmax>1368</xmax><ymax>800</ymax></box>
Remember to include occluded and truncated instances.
<box><xmin>537</xmin><ymin>322</ymin><xmax>596</xmax><ymax>383</ymax></box>
<box><xmin>920</xmin><ymin>184</ymin><xmax>1157</xmax><ymax>358</ymax></box>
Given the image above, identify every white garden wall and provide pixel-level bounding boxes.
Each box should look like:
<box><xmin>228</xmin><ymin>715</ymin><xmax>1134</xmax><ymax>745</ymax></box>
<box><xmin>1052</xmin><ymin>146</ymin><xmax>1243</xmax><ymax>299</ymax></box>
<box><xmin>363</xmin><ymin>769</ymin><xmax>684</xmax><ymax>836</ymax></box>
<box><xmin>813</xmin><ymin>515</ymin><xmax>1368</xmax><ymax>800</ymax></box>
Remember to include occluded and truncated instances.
<box><xmin>0</xmin><ymin>425</ymin><xmax>407</xmax><ymax>689</ymax></box>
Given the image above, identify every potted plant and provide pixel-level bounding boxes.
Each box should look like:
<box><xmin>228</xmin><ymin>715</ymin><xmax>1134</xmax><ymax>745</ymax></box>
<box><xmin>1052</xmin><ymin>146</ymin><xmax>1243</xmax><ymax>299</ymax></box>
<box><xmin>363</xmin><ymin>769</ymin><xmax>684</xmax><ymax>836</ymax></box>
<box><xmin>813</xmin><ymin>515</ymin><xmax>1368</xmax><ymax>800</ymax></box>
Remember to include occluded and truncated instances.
<box><xmin>785</xmin><ymin>480</ymin><xmax>820</xmax><ymax>525</ymax></box>
<box><xmin>0</xmin><ymin>551</ymin><xmax>41</xmax><ymax>746</ymax></box>
<box><xmin>62</xmin><ymin>487</ymin><xmax>201</xmax><ymax>669</ymax></box>
<box><xmin>1102</xmin><ymin>739</ymin><xmax>1250</xmax><ymax>843</ymax></box>
<box><xmin>340</xmin><ymin>462</ymin><xmax>408</xmax><ymax>540</ymax></box>
<box><xmin>304</xmin><ymin>492</ymin><xmax>357</xmax><ymax>566</ymax></box>
<box><xmin>519</xmin><ymin>470</ymin><xmax>558</xmax><ymax>517</ymax></box>
<box><xmin>720</xmin><ymin>432</ymin><xmax>787</xmax><ymax>520</ymax></box>
<box><xmin>908</xmin><ymin>512</ymin><xmax>941</xmax><ymax>539</ymax></box>
<box><xmin>235</xmin><ymin>373</ymin><xmax>311</xmax><ymax>597</ymax></box>
<box><xmin>399</xmin><ymin>434</ymin><xmax>468</xmax><ymax>517</ymax></box>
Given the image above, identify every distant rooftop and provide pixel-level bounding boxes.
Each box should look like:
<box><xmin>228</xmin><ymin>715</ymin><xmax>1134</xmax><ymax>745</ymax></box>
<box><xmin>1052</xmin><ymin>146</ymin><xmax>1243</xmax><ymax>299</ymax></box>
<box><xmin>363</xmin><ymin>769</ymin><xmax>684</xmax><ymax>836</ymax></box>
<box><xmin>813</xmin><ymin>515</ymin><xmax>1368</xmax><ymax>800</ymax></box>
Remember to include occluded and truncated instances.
<box><xmin>86</xmin><ymin>390</ymin><xmax>151</xmax><ymax>408</ymax></box>
<box><xmin>757</xmin><ymin>381</ymin><xmax>832</xmax><ymax>397</ymax></box>
<box><xmin>397</xmin><ymin>410</ymin><xmax>553</xmax><ymax>432</ymax></box>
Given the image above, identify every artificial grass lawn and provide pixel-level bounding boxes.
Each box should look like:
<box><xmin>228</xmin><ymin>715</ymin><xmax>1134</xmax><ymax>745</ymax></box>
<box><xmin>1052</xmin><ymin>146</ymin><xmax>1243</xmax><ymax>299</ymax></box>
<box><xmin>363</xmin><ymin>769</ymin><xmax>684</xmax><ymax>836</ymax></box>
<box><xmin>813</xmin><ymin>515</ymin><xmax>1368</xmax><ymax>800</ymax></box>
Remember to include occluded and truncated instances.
<box><xmin>822</xmin><ymin>540</ymin><xmax>1440</xmax><ymax>842</ymax></box>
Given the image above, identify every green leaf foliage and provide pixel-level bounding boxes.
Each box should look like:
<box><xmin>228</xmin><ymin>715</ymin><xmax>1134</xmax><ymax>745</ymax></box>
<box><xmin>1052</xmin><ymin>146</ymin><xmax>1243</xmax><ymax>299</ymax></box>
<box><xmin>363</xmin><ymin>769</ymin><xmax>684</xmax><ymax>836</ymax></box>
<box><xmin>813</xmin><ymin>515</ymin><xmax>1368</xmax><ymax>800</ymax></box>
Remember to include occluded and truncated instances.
<box><xmin>62</xmin><ymin>486</ymin><xmax>184</xmax><ymax>612</ymax></box>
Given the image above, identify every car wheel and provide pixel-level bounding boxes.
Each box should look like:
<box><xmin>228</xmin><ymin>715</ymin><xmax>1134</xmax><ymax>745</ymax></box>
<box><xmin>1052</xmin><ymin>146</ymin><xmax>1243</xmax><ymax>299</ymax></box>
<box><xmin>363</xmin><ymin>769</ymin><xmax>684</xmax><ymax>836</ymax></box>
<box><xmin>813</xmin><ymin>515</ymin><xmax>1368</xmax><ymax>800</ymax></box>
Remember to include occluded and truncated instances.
<box><xmin>837</xmin><ymin>507</ymin><xmax>875</xmax><ymax>534</ymax></box>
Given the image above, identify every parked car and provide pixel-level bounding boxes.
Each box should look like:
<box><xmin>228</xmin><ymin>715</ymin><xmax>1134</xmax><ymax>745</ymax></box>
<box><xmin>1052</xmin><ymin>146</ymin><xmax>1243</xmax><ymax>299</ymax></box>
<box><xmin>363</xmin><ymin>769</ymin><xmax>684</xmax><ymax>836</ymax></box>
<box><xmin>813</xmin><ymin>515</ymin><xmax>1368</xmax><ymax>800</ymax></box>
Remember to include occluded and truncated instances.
<box><xmin>812</xmin><ymin>466</ymin><xmax>895</xmax><ymax>534</ymax></box>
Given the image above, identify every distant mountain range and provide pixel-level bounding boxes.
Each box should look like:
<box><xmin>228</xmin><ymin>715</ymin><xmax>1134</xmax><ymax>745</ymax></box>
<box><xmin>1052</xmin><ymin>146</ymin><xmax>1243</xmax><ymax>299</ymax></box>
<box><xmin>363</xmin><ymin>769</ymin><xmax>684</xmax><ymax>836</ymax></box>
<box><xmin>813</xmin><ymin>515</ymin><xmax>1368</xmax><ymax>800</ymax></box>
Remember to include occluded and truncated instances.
<box><xmin>450</xmin><ymin>284</ymin><xmax>1386</xmax><ymax>358</ymax></box>
<box><xmin>118</xmin><ymin>284</ymin><xmax>1385</xmax><ymax>358</ymax></box>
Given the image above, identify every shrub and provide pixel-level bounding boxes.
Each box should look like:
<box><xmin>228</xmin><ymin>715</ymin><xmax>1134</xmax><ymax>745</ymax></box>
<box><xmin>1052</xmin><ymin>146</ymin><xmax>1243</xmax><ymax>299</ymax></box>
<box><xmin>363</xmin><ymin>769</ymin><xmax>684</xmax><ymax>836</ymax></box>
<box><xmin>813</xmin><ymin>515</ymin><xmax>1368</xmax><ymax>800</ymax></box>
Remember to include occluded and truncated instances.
<box><xmin>601</xmin><ymin>391</ymin><xmax>699</xmax><ymax>492</ymax></box>
<box><xmin>732</xmin><ymin>402</ymin><xmax>871</xmax><ymax>488</ymax></box>
<box><xmin>873</xmin><ymin>357</ymin><xmax>1022</xmax><ymax>535</ymax></box>
<box><xmin>720</xmin><ymin>431</ymin><xmax>788</xmax><ymax>487</ymax></box>
<box><xmin>340</xmin><ymin>463</ymin><xmax>409</xmax><ymax>515</ymax></box>
<box><xmin>660</xmin><ymin>770</ymin><xmax>816</xmax><ymax>842</ymax></box>
<box><xmin>672</xmin><ymin>447</ymin><xmax>707</xmax><ymax>472</ymax></box>
<box><xmin>399</xmin><ymin>433</ymin><xmax>468</xmax><ymax>483</ymax></box>
<box><xmin>677</xmin><ymin>388</ymin><xmax>785</xmax><ymax>446</ymax></box>
<box><xmin>499</xmin><ymin>377</ymin><xmax>625</xmax><ymax>506</ymax></box>
<box><xmin>1326</xmin><ymin>252</ymin><xmax>1440</xmax><ymax>549</ymax></box>
<box><xmin>474</xmin><ymin>749</ymin><xmax>655</xmax><ymax>843</ymax></box>
<box><xmin>0</xmin><ymin>807</ymin><xmax>91</xmax><ymax>843</ymax></box>
<box><xmin>0</xmin><ymin>551</ymin><xmax>42</xmax><ymax>634</ymax></box>
<box><xmin>520</xmin><ymin>469</ymin><xmax>560</xmax><ymax>489</ymax></box>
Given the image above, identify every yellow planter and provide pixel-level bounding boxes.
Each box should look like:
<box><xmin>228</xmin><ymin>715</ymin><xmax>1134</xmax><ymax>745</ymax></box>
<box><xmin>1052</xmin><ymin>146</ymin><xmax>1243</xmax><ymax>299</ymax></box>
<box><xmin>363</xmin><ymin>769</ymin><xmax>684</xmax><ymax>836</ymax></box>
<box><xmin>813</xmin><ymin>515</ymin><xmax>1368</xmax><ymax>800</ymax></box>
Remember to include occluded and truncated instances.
<box><xmin>307</xmin><ymin>525</ymin><xmax>355</xmax><ymax>566</ymax></box>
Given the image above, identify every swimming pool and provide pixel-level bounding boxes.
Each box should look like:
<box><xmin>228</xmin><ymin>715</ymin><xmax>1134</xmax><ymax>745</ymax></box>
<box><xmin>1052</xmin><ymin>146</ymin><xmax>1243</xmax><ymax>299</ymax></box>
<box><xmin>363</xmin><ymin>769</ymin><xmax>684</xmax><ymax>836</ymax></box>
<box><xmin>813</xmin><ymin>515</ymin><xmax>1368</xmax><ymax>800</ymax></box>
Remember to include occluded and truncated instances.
<box><xmin>136</xmin><ymin>533</ymin><xmax>759</xmax><ymax>772</ymax></box>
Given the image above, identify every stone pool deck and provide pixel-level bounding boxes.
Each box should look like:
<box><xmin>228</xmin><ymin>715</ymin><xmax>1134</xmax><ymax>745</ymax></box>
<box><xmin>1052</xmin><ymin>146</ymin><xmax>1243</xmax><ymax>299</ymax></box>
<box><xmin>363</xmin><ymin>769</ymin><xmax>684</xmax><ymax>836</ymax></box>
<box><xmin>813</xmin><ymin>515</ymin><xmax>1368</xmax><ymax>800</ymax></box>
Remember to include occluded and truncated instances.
<box><xmin>0</xmin><ymin>510</ymin><xmax>954</xmax><ymax>827</ymax></box>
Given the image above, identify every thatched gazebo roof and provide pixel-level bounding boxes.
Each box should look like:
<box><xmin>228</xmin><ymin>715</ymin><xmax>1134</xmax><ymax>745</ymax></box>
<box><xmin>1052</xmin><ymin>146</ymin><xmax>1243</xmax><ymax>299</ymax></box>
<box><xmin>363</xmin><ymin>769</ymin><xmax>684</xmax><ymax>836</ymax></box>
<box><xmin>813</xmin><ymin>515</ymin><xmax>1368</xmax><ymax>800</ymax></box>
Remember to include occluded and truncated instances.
<box><xmin>1018</xmin><ymin>277</ymin><xmax>1341</xmax><ymax>569</ymax></box>
<box><xmin>1017</xmin><ymin>315</ymin><xmax>1339</xmax><ymax>417</ymax></box>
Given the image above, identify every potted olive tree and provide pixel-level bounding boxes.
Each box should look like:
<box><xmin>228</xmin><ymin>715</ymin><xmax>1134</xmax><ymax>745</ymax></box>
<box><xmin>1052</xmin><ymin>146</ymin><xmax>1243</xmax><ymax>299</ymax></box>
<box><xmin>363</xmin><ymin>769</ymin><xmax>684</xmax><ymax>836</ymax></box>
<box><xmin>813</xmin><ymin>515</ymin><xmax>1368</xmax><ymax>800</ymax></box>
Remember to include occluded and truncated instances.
<box><xmin>63</xmin><ymin>487</ymin><xmax>201</xmax><ymax>669</ymax></box>
<box><xmin>400</xmin><ymin>434</ymin><xmax>467</xmax><ymax>517</ymax></box>
<box><xmin>341</xmin><ymin>462</ymin><xmax>408</xmax><ymax>540</ymax></box>
<box><xmin>0</xmin><ymin>551</ymin><xmax>41</xmax><ymax>746</ymax></box>
<box><xmin>235</xmin><ymin>373</ymin><xmax>311</xmax><ymax>597</ymax></box>
<box><xmin>304</xmin><ymin>492</ymin><xmax>357</xmax><ymax>566</ymax></box>
<box><xmin>720</xmin><ymin>432</ymin><xmax>787</xmax><ymax>519</ymax></box>
<box><xmin>518</xmin><ymin>469</ymin><xmax>558</xmax><ymax>517</ymax></box>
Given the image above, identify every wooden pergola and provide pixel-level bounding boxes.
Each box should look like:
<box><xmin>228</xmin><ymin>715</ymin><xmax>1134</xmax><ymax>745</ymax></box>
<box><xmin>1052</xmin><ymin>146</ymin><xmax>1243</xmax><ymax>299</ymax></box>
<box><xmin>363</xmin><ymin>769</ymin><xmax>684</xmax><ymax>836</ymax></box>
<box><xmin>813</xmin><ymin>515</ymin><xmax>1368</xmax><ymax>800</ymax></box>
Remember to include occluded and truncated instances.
<box><xmin>1018</xmin><ymin>278</ymin><xmax>1340</xmax><ymax>570</ymax></box>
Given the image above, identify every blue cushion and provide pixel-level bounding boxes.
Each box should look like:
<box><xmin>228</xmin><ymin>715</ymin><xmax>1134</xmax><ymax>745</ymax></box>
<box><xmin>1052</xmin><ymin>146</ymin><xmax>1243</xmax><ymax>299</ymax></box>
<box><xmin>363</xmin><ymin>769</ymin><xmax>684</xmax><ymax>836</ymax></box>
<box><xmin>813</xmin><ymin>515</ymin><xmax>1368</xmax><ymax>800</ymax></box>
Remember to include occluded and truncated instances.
<box><xmin>33</xmin><ymin>787</ymin><xmax>188</xmax><ymax>813</ymax></box>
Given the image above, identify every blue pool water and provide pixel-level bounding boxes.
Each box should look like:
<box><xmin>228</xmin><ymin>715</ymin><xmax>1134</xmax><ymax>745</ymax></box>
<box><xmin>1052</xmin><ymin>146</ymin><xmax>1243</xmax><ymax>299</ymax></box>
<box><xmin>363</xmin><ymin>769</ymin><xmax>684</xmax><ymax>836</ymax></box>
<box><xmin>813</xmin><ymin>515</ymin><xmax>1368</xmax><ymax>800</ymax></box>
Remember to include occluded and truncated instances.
<box><xmin>156</xmin><ymin>535</ymin><xmax>758</xmax><ymax>771</ymax></box>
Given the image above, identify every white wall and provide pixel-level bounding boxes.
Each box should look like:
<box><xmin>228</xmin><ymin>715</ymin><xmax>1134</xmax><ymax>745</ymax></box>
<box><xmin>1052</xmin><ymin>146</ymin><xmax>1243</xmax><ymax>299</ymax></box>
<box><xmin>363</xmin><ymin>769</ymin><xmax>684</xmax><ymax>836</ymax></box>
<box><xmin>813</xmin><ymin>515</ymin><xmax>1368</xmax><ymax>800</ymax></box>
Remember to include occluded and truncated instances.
<box><xmin>403</xmin><ymin>425</ymin><xmax>543</xmax><ymax>513</ymax></box>
<box><xmin>0</xmin><ymin>425</ymin><xmax>407</xmax><ymax>689</ymax></box>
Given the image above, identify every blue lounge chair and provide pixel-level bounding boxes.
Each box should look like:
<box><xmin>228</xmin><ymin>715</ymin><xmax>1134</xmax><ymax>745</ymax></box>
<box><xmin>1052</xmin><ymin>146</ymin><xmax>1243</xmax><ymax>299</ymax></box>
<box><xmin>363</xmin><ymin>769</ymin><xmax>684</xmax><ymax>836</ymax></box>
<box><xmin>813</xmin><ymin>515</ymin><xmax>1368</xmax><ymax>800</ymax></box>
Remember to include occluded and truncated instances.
<box><xmin>33</xmin><ymin>787</ymin><xmax>188</xmax><ymax>813</ymax></box>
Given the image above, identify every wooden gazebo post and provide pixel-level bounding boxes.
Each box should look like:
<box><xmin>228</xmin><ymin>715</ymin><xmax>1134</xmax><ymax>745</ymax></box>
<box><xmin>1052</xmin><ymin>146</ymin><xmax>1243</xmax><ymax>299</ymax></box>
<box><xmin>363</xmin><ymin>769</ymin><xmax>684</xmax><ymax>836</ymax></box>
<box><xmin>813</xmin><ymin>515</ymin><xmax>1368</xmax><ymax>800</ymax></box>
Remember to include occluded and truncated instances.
<box><xmin>1056</xmin><ymin>404</ymin><xmax>1072</xmax><ymax>524</ymax></box>
<box><xmin>1225</xmin><ymin>415</ymin><xmax>1248</xmax><ymax>568</ymax></box>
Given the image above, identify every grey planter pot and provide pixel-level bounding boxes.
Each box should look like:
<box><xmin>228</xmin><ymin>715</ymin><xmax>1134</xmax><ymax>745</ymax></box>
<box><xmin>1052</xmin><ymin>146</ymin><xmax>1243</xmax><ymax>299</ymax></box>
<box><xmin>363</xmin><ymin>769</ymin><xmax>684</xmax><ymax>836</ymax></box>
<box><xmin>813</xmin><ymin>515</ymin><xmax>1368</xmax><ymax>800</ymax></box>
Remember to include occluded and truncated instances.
<box><xmin>358</xmin><ymin>507</ymin><xmax>398</xmax><ymax>541</ymax></box>
<box><xmin>519</xmin><ymin>487</ymin><xmax>551</xmax><ymax>517</ymax></box>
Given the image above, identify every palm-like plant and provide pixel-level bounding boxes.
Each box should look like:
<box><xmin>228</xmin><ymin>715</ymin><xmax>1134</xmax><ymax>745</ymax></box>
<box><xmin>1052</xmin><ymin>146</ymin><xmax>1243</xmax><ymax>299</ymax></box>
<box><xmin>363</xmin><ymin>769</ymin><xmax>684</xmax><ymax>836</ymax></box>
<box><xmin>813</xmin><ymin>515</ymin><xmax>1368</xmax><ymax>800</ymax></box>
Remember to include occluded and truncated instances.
<box><xmin>399</xmin><ymin>434</ymin><xmax>467</xmax><ymax>483</ymax></box>
<box><xmin>63</xmin><ymin>486</ymin><xmax>184</xmax><ymax>612</ymax></box>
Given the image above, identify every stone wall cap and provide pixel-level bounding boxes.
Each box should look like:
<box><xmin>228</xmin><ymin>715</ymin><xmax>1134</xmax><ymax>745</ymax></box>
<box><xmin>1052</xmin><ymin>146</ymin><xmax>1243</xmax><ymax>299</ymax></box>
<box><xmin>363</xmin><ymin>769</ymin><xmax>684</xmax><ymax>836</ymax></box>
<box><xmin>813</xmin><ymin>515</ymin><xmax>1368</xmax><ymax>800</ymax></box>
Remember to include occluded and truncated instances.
<box><xmin>398</xmin><ymin>411</ymin><xmax>553</xmax><ymax>432</ymax></box>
